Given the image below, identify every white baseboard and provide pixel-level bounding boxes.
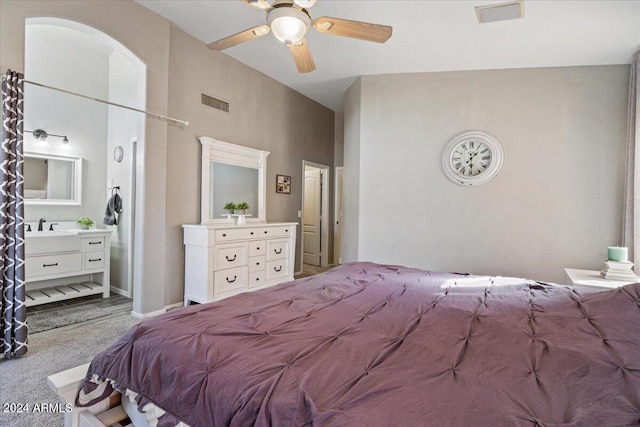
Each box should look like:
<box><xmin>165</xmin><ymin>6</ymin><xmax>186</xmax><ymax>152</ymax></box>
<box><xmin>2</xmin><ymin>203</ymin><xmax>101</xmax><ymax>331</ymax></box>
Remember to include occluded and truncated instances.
<box><xmin>131</xmin><ymin>301</ymin><xmax>183</xmax><ymax>319</ymax></box>
<box><xmin>131</xmin><ymin>308</ymin><xmax>166</xmax><ymax>319</ymax></box>
<box><xmin>165</xmin><ymin>301</ymin><xmax>183</xmax><ymax>311</ymax></box>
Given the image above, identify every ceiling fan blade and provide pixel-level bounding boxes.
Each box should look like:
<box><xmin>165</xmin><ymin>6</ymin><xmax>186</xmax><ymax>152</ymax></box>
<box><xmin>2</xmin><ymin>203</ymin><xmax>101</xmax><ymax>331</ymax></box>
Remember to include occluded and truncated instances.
<box><xmin>241</xmin><ymin>0</ymin><xmax>272</xmax><ymax>10</ymax></box>
<box><xmin>313</xmin><ymin>16</ymin><xmax>392</xmax><ymax>43</ymax></box>
<box><xmin>207</xmin><ymin>25</ymin><xmax>270</xmax><ymax>50</ymax></box>
<box><xmin>289</xmin><ymin>38</ymin><xmax>316</xmax><ymax>73</ymax></box>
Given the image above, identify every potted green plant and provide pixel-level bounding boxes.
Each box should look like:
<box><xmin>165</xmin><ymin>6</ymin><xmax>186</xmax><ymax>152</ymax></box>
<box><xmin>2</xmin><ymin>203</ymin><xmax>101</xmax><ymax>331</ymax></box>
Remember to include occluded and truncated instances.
<box><xmin>77</xmin><ymin>216</ymin><xmax>94</xmax><ymax>230</ymax></box>
<box><xmin>235</xmin><ymin>202</ymin><xmax>249</xmax><ymax>214</ymax></box>
<box><xmin>223</xmin><ymin>202</ymin><xmax>236</xmax><ymax>214</ymax></box>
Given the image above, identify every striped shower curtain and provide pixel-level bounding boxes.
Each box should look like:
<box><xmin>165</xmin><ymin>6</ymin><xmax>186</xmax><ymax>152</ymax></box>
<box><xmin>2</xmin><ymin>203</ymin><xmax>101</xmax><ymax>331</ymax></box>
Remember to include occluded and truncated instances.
<box><xmin>1</xmin><ymin>69</ymin><xmax>27</xmax><ymax>359</ymax></box>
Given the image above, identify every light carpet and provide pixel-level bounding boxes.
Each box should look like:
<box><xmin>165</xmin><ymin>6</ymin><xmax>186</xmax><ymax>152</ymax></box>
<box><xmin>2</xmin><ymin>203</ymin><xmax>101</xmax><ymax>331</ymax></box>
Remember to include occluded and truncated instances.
<box><xmin>0</xmin><ymin>313</ymin><xmax>140</xmax><ymax>427</ymax></box>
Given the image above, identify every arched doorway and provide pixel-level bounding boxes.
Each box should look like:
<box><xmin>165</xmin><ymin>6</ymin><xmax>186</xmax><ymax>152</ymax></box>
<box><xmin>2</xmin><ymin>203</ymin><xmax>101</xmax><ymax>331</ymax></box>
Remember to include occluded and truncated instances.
<box><xmin>24</xmin><ymin>17</ymin><xmax>146</xmax><ymax>309</ymax></box>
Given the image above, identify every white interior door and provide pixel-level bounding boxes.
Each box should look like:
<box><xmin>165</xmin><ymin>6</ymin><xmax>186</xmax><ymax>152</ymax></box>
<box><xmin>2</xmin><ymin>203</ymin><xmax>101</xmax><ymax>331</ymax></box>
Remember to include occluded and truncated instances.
<box><xmin>303</xmin><ymin>167</ymin><xmax>321</xmax><ymax>266</ymax></box>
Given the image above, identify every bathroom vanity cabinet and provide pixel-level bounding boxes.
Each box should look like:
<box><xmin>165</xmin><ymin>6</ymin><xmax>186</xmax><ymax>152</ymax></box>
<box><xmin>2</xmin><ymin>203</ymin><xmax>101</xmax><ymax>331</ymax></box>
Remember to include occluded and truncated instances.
<box><xmin>25</xmin><ymin>230</ymin><xmax>112</xmax><ymax>306</ymax></box>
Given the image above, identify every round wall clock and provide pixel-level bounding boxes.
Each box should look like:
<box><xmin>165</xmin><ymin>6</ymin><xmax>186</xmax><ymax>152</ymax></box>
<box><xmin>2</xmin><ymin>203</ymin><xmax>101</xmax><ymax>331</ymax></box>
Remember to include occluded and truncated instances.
<box><xmin>442</xmin><ymin>131</ymin><xmax>504</xmax><ymax>186</ymax></box>
<box><xmin>113</xmin><ymin>146</ymin><xmax>124</xmax><ymax>163</ymax></box>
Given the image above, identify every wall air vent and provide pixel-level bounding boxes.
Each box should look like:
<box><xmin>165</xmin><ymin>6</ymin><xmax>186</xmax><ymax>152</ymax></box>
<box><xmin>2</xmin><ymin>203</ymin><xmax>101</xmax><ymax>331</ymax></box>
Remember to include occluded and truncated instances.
<box><xmin>475</xmin><ymin>0</ymin><xmax>524</xmax><ymax>24</ymax></box>
<box><xmin>201</xmin><ymin>93</ymin><xmax>230</xmax><ymax>113</ymax></box>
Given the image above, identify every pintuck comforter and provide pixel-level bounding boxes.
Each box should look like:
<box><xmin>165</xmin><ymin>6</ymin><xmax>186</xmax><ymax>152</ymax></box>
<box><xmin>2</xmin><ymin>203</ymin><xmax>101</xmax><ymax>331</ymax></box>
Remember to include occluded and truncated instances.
<box><xmin>79</xmin><ymin>262</ymin><xmax>640</xmax><ymax>426</ymax></box>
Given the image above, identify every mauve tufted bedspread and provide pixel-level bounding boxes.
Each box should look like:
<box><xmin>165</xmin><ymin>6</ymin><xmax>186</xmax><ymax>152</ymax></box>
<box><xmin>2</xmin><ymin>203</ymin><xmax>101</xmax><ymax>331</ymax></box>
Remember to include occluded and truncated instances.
<box><xmin>79</xmin><ymin>262</ymin><xmax>640</xmax><ymax>426</ymax></box>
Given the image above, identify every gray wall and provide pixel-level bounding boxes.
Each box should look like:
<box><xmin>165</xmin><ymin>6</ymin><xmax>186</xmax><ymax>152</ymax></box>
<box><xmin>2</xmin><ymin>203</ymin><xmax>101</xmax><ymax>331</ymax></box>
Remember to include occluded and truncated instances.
<box><xmin>165</xmin><ymin>26</ymin><xmax>334</xmax><ymax>305</ymax></box>
<box><xmin>342</xmin><ymin>78</ymin><xmax>362</xmax><ymax>263</ymax></box>
<box><xmin>344</xmin><ymin>66</ymin><xmax>629</xmax><ymax>284</ymax></box>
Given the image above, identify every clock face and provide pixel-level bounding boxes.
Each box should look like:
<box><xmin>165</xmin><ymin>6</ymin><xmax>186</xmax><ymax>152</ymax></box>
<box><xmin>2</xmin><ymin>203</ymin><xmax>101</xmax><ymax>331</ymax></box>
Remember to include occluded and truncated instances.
<box><xmin>442</xmin><ymin>131</ymin><xmax>504</xmax><ymax>186</ymax></box>
<box><xmin>450</xmin><ymin>139</ymin><xmax>492</xmax><ymax>178</ymax></box>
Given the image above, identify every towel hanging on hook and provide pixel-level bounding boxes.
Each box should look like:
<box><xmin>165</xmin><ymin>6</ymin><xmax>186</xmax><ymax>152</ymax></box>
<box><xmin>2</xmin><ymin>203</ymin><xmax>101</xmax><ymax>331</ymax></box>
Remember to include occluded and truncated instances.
<box><xmin>104</xmin><ymin>186</ymin><xmax>123</xmax><ymax>226</ymax></box>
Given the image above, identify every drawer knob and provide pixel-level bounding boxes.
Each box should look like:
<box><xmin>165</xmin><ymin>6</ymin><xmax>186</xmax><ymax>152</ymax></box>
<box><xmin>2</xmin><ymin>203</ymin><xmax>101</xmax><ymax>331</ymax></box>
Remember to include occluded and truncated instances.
<box><xmin>225</xmin><ymin>254</ymin><xmax>237</xmax><ymax>262</ymax></box>
<box><xmin>274</xmin><ymin>248</ymin><xmax>282</xmax><ymax>255</ymax></box>
<box><xmin>226</xmin><ymin>275</ymin><xmax>237</xmax><ymax>283</ymax></box>
<box><xmin>285</xmin><ymin>229</ymin><xmax>288</xmax><ymax>232</ymax></box>
<box><xmin>256</xmin><ymin>262</ymin><xmax>260</xmax><ymax>266</ymax></box>
<box><xmin>264</xmin><ymin>231</ymin><xmax>268</xmax><ymax>234</ymax></box>
<box><xmin>274</xmin><ymin>266</ymin><xmax>282</xmax><ymax>272</ymax></box>
<box><xmin>89</xmin><ymin>258</ymin><xmax>102</xmax><ymax>262</ymax></box>
<box><xmin>43</xmin><ymin>263</ymin><xmax>58</xmax><ymax>267</ymax></box>
<box><xmin>257</xmin><ymin>247</ymin><xmax>260</xmax><ymax>250</ymax></box>
<box><xmin>89</xmin><ymin>241</ymin><xmax>101</xmax><ymax>245</ymax></box>
<box><xmin>250</xmin><ymin>232</ymin><xmax>254</xmax><ymax>235</ymax></box>
<box><xmin>222</xmin><ymin>233</ymin><xmax>227</xmax><ymax>237</ymax></box>
<box><xmin>256</xmin><ymin>278</ymin><xmax>260</xmax><ymax>281</ymax></box>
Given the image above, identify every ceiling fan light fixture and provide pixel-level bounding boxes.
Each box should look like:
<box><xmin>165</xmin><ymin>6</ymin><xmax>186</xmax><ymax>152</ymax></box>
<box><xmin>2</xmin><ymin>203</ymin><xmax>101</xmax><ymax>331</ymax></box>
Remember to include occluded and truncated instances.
<box><xmin>267</xmin><ymin>7</ymin><xmax>311</xmax><ymax>45</ymax></box>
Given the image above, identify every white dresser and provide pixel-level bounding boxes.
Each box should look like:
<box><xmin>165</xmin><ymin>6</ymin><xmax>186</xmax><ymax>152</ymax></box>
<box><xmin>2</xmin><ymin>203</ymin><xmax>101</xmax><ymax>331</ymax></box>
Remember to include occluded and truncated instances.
<box><xmin>182</xmin><ymin>222</ymin><xmax>297</xmax><ymax>305</ymax></box>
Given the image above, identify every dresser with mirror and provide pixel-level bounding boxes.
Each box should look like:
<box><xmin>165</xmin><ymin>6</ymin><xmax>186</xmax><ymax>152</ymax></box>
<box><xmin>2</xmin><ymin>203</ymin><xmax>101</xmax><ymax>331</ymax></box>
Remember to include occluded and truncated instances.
<box><xmin>182</xmin><ymin>137</ymin><xmax>297</xmax><ymax>304</ymax></box>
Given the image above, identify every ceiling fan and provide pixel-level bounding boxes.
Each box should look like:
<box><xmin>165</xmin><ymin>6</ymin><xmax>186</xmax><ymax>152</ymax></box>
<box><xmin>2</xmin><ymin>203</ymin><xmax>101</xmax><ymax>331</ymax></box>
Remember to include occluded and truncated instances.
<box><xmin>207</xmin><ymin>0</ymin><xmax>393</xmax><ymax>73</ymax></box>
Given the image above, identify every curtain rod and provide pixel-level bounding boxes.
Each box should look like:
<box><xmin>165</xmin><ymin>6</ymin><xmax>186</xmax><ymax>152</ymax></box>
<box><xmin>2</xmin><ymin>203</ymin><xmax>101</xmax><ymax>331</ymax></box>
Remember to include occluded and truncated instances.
<box><xmin>5</xmin><ymin>77</ymin><xmax>189</xmax><ymax>127</ymax></box>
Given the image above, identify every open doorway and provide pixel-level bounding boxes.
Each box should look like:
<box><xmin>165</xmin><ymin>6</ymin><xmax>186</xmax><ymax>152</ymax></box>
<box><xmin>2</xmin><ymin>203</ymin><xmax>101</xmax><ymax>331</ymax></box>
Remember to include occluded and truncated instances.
<box><xmin>24</xmin><ymin>17</ymin><xmax>146</xmax><ymax>307</ymax></box>
<box><xmin>301</xmin><ymin>161</ymin><xmax>330</xmax><ymax>272</ymax></box>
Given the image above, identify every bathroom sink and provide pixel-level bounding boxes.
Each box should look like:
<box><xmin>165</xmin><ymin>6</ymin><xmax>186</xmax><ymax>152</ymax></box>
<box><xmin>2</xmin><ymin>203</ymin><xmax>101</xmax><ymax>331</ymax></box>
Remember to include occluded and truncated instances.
<box><xmin>25</xmin><ymin>231</ymin><xmax>81</xmax><ymax>255</ymax></box>
<box><xmin>26</xmin><ymin>230</ymin><xmax>78</xmax><ymax>237</ymax></box>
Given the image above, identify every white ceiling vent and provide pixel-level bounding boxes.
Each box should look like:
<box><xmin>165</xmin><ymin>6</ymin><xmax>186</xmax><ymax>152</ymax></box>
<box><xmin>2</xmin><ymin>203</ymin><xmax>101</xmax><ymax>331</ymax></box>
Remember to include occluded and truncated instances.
<box><xmin>475</xmin><ymin>0</ymin><xmax>524</xmax><ymax>24</ymax></box>
<box><xmin>201</xmin><ymin>93</ymin><xmax>230</xmax><ymax>113</ymax></box>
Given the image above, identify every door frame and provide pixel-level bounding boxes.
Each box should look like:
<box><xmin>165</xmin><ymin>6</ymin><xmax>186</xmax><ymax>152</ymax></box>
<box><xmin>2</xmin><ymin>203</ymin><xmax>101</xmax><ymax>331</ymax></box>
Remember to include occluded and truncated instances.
<box><xmin>334</xmin><ymin>166</ymin><xmax>343</xmax><ymax>265</ymax></box>
<box><xmin>300</xmin><ymin>160</ymin><xmax>330</xmax><ymax>269</ymax></box>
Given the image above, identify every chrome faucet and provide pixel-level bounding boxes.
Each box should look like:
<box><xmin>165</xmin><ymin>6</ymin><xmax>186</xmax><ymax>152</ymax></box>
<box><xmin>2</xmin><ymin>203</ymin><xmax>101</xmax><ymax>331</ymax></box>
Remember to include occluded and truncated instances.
<box><xmin>38</xmin><ymin>218</ymin><xmax>46</xmax><ymax>231</ymax></box>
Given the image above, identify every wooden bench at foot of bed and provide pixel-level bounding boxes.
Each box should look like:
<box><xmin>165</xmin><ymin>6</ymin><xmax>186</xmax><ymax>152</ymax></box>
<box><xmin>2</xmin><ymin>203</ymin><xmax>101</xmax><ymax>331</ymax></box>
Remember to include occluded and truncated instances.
<box><xmin>47</xmin><ymin>364</ymin><xmax>129</xmax><ymax>427</ymax></box>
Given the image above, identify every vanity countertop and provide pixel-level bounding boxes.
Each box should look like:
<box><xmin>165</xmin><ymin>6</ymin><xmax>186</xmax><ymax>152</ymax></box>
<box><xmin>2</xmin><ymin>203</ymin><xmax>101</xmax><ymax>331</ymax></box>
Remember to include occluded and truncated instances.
<box><xmin>26</xmin><ymin>228</ymin><xmax>113</xmax><ymax>237</ymax></box>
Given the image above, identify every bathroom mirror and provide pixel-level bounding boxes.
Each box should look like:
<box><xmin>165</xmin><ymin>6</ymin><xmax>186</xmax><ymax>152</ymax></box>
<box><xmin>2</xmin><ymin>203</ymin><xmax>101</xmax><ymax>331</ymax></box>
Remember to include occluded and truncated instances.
<box><xmin>23</xmin><ymin>152</ymin><xmax>82</xmax><ymax>205</ymax></box>
<box><xmin>199</xmin><ymin>136</ymin><xmax>269</xmax><ymax>224</ymax></box>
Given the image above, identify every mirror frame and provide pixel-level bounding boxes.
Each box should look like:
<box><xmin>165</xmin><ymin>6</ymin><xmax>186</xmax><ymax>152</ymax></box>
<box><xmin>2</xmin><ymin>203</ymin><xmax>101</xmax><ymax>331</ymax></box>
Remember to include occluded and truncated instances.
<box><xmin>24</xmin><ymin>151</ymin><xmax>83</xmax><ymax>206</ymax></box>
<box><xmin>199</xmin><ymin>136</ymin><xmax>269</xmax><ymax>224</ymax></box>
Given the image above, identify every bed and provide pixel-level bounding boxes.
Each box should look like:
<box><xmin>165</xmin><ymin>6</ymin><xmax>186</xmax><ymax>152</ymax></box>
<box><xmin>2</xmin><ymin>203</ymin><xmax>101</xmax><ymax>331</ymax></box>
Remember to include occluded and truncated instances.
<box><xmin>76</xmin><ymin>262</ymin><xmax>640</xmax><ymax>426</ymax></box>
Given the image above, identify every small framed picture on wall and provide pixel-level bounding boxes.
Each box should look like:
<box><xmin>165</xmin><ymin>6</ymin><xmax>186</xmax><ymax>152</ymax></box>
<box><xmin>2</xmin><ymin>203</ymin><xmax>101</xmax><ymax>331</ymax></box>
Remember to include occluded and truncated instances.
<box><xmin>276</xmin><ymin>174</ymin><xmax>291</xmax><ymax>194</ymax></box>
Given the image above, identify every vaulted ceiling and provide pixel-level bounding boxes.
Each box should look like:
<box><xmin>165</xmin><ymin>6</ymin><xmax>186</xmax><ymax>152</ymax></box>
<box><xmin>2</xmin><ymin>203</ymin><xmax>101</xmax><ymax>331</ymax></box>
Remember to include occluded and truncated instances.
<box><xmin>137</xmin><ymin>0</ymin><xmax>640</xmax><ymax>111</ymax></box>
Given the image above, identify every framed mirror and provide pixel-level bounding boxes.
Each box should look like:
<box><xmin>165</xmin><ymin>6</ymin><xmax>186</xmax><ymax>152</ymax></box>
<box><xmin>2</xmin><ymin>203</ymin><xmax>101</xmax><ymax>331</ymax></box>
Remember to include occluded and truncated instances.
<box><xmin>199</xmin><ymin>136</ymin><xmax>269</xmax><ymax>224</ymax></box>
<box><xmin>23</xmin><ymin>151</ymin><xmax>82</xmax><ymax>205</ymax></box>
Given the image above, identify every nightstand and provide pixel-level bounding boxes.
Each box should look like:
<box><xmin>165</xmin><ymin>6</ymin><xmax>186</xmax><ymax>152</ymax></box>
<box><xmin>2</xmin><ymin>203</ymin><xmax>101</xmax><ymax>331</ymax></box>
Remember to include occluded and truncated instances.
<box><xmin>564</xmin><ymin>268</ymin><xmax>639</xmax><ymax>289</ymax></box>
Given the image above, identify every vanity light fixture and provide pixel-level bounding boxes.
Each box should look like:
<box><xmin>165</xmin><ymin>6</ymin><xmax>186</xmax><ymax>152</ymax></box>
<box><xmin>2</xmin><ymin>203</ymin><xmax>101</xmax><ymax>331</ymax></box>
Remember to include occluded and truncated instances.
<box><xmin>25</xmin><ymin>128</ymin><xmax>70</xmax><ymax>145</ymax></box>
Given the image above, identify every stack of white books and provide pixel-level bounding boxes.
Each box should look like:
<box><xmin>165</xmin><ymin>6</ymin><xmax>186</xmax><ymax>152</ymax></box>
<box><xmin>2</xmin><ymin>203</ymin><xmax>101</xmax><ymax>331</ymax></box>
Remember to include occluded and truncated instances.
<box><xmin>600</xmin><ymin>259</ymin><xmax>638</xmax><ymax>281</ymax></box>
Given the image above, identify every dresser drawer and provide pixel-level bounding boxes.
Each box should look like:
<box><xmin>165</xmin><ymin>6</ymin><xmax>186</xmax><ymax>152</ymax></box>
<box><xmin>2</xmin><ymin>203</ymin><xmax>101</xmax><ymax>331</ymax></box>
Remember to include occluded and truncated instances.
<box><xmin>267</xmin><ymin>239</ymin><xmax>290</xmax><ymax>261</ymax></box>
<box><xmin>215</xmin><ymin>266</ymin><xmax>247</xmax><ymax>294</ymax></box>
<box><xmin>249</xmin><ymin>240</ymin><xmax>266</xmax><ymax>256</ymax></box>
<box><xmin>26</xmin><ymin>253</ymin><xmax>82</xmax><ymax>279</ymax></box>
<box><xmin>249</xmin><ymin>255</ymin><xmax>266</xmax><ymax>272</ymax></box>
<box><xmin>249</xmin><ymin>270</ymin><xmax>266</xmax><ymax>289</ymax></box>
<box><xmin>267</xmin><ymin>259</ymin><xmax>289</xmax><ymax>282</ymax></box>
<box><xmin>259</xmin><ymin>226</ymin><xmax>293</xmax><ymax>238</ymax></box>
<box><xmin>215</xmin><ymin>228</ymin><xmax>258</xmax><ymax>242</ymax></box>
<box><xmin>84</xmin><ymin>250</ymin><xmax>105</xmax><ymax>270</ymax></box>
<box><xmin>215</xmin><ymin>243</ymin><xmax>248</xmax><ymax>270</ymax></box>
<box><xmin>82</xmin><ymin>237</ymin><xmax>105</xmax><ymax>251</ymax></box>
